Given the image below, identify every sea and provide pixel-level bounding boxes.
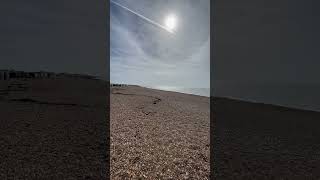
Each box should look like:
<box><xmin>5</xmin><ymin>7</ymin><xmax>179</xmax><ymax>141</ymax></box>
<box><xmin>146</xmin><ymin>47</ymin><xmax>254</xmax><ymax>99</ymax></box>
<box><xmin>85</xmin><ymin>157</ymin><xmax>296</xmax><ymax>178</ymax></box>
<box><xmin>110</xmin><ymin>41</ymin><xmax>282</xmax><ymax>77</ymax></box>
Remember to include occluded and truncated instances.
<box><xmin>214</xmin><ymin>82</ymin><xmax>320</xmax><ymax>112</ymax></box>
<box><xmin>148</xmin><ymin>86</ymin><xmax>210</xmax><ymax>97</ymax></box>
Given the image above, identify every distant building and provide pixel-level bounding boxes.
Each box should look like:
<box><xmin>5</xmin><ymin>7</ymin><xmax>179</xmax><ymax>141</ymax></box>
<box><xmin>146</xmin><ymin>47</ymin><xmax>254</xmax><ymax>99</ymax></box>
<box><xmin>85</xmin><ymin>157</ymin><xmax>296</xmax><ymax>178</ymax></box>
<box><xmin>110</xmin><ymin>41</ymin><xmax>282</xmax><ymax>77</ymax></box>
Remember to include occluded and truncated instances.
<box><xmin>0</xmin><ymin>70</ymin><xmax>95</xmax><ymax>81</ymax></box>
<box><xmin>110</xmin><ymin>83</ymin><xmax>128</xmax><ymax>87</ymax></box>
<box><xmin>33</xmin><ymin>71</ymin><xmax>53</xmax><ymax>78</ymax></box>
<box><xmin>56</xmin><ymin>73</ymin><xmax>96</xmax><ymax>79</ymax></box>
<box><xmin>0</xmin><ymin>70</ymin><xmax>9</xmax><ymax>80</ymax></box>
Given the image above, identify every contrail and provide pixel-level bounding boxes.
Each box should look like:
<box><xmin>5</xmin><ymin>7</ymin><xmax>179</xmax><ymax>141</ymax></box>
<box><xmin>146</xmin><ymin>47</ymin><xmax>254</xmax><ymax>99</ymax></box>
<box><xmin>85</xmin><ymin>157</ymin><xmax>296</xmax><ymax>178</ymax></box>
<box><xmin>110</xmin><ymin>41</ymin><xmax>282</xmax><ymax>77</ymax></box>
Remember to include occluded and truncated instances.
<box><xmin>110</xmin><ymin>0</ymin><xmax>174</xmax><ymax>34</ymax></box>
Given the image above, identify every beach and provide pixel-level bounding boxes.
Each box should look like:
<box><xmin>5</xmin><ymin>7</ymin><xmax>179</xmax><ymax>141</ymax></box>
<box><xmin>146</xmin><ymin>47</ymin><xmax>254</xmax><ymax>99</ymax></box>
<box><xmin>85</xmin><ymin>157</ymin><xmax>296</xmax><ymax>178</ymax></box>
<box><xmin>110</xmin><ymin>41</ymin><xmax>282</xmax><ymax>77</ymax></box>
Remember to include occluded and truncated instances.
<box><xmin>111</xmin><ymin>86</ymin><xmax>210</xmax><ymax>179</ymax></box>
<box><xmin>4</xmin><ymin>78</ymin><xmax>319</xmax><ymax>178</ymax></box>
<box><xmin>0</xmin><ymin>78</ymin><xmax>108</xmax><ymax>179</ymax></box>
<box><xmin>213</xmin><ymin>97</ymin><xmax>320</xmax><ymax>179</ymax></box>
<box><xmin>0</xmin><ymin>79</ymin><xmax>210</xmax><ymax>179</ymax></box>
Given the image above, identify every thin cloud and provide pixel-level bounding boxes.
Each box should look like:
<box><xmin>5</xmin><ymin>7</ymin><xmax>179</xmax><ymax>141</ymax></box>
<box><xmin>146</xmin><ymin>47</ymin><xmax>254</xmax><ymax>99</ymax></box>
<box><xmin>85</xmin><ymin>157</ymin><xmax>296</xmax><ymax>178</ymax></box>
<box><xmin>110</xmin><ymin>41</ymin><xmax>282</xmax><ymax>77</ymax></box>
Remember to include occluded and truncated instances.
<box><xmin>111</xmin><ymin>0</ymin><xmax>210</xmax><ymax>88</ymax></box>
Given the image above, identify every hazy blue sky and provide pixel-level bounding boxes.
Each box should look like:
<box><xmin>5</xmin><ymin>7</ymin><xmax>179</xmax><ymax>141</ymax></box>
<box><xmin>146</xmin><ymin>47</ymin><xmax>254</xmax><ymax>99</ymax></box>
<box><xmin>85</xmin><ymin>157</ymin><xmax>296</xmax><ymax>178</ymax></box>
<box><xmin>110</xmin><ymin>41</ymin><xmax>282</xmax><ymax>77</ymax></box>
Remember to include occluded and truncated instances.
<box><xmin>1</xmin><ymin>0</ymin><xmax>107</xmax><ymax>79</ymax></box>
<box><xmin>110</xmin><ymin>0</ymin><xmax>210</xmax><ymax>88</ymax></box>
<box><xmin>213</xmin><ymin>0</ymin><xmax>320</xmax><ymax>111</ymax></box>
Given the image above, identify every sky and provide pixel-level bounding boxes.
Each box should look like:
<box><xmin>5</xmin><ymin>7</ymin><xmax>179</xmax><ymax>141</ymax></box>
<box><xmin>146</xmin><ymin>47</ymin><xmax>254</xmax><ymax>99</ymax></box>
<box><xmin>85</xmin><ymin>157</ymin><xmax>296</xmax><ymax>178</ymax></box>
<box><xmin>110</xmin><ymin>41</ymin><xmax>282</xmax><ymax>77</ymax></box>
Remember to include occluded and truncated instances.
<box><xmin>1</xmin><ymin>0</ymin><xmax>107</xmax><ymax>79</ymax></box>
<box><xmin>4</xmin><ymin>0</ymin><xmax>320</xmax><ymax>110</ymax></box>
<box><xmin>213</xmin><ymin>0</ymin><xmax>320</xmax><ymax>111</ymax></box>
<box><xmin>110</xmin><ymin>0</ymin><xmax>210</xmax><ymax>89</ymax></box>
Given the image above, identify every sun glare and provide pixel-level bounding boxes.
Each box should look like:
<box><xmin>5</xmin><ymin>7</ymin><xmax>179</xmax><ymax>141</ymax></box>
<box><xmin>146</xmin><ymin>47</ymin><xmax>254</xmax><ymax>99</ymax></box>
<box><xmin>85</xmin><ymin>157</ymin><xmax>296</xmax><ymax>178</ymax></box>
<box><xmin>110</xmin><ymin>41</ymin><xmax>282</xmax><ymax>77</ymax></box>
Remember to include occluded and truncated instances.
<box><xmin>164</xmin><ymin>14</ymin><xmax>177</xmax><ymax>32</ymax></box>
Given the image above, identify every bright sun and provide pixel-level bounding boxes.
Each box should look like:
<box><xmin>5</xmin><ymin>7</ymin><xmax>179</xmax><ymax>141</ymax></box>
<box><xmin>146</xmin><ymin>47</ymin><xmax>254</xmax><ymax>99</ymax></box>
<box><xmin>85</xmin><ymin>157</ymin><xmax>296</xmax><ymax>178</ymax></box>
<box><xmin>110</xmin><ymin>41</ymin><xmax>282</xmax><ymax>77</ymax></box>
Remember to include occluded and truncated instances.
<box><xmin>164</xmin><ymin>14</ymin><xmax>177</xmax><ymax>32</ymax></box>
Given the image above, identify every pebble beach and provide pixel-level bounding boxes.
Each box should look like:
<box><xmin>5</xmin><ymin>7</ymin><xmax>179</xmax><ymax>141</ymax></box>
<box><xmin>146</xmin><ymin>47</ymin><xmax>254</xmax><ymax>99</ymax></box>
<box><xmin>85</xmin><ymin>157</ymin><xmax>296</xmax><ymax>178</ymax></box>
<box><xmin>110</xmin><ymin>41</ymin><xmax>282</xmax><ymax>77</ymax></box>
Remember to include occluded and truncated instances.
<box><xmin>111</xmin><ymin>85</ymin><xmax>210</xmax><ymax>179</ymax></box>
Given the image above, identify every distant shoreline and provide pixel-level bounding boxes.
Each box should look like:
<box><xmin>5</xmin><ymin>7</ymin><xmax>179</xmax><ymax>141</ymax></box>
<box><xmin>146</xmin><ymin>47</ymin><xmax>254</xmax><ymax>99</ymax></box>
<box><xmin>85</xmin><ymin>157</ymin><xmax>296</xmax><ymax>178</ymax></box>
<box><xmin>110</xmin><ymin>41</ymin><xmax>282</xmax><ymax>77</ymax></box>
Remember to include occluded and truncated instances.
<box><xmin>215</xmin><ymin>95</ymin><xmax>320</xmax><ymax>113</ymax></box>
<box><xmin>142</xmin><ymin>86</ymin><xmax>210</xmax><ymax>97</ymax></box>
